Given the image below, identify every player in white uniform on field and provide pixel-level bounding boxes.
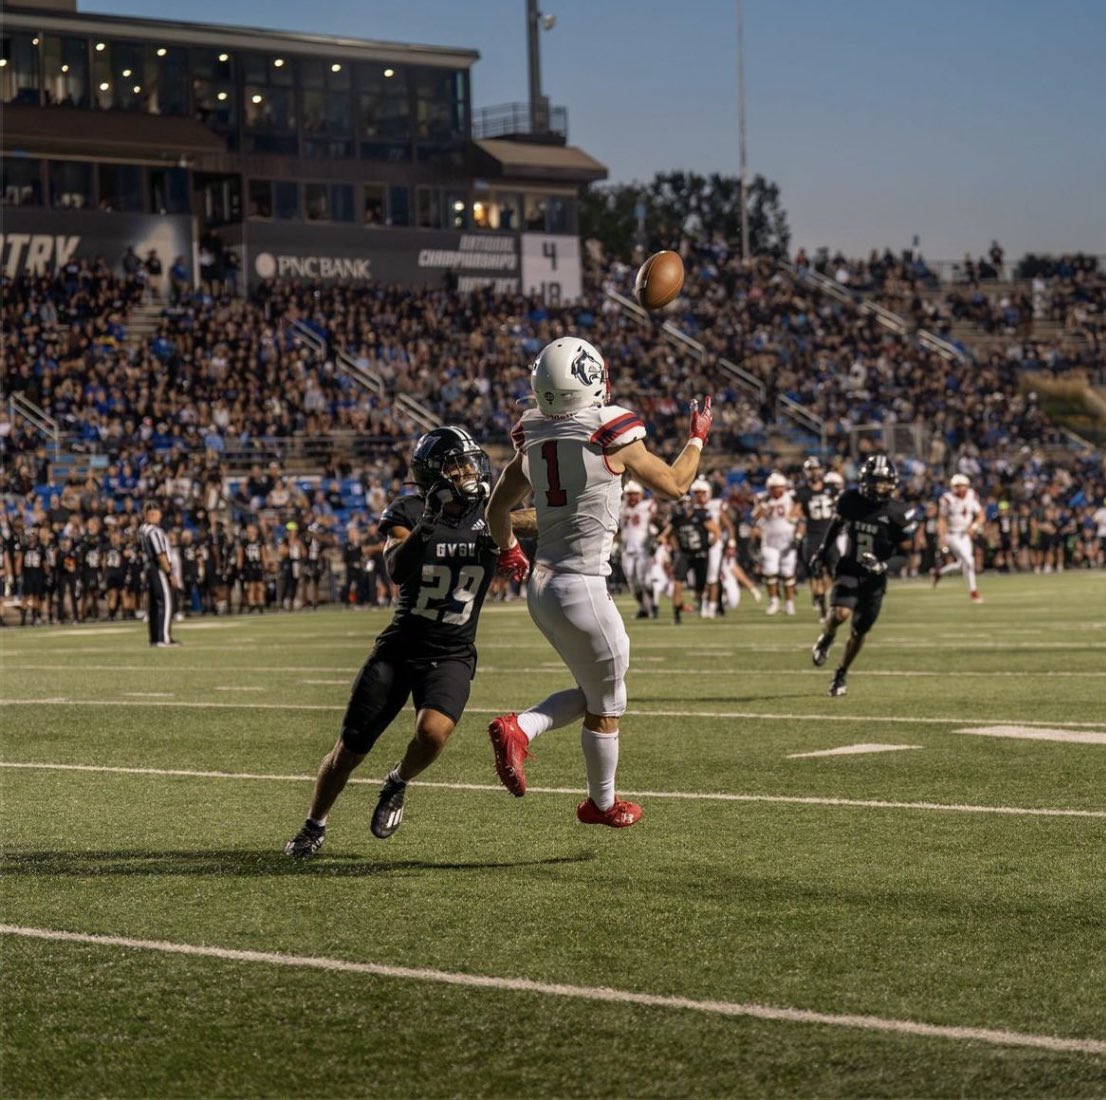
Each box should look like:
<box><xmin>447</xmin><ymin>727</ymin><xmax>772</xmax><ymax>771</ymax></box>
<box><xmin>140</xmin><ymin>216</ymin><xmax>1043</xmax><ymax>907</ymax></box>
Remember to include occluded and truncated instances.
<box><xmin>618</xmin><ymin>480</ymin><xmax>657</xmax><ymax>619</ymax></box>
<box><xmin>754</xmin><ymin>472</ymin><xmax>802</xmax><ymax>615</ymax></box>
<box><xmin>485</xmin><ymin>336</ymin><xmax>714</xmax><ymax>827</ymax></box>
<box><xmin>934</xmin><ymin>473</ymin><xmax>985</xmax><ymax>603</ymax></box>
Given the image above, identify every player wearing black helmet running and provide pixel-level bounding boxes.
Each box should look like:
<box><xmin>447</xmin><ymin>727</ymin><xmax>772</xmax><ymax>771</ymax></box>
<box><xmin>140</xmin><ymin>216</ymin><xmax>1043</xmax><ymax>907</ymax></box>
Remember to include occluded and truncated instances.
<box><xmin>285</xmin><ymin>427</ymin><xmax>534</xmax><ymax>854</ymax></box>
<box><xmin>808</xmin><ymin>455</ymin><xmax>916</xmax><ymax>696</ymax></box>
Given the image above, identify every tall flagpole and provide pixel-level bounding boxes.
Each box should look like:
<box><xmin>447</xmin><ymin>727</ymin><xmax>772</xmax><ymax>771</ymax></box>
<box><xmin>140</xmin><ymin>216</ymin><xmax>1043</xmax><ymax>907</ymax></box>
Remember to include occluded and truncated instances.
<box><xmin>737</xmin><ymin>0</ymin><xmax>750</xmax><ymax>260</ymax></box>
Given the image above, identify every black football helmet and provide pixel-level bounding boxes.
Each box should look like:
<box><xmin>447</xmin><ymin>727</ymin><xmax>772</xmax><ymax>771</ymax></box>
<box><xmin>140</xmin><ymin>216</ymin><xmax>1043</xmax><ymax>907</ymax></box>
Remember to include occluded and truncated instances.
<box><xmin>858</xmin><ymin>454</ymin><xmax>898</xmax><ymax>499</ymax></box>
<box><xmin>410</xmin><ymin>426</ymin><xmax>491</xmax><ymax>504</ymax></box>
<box><xmin>802</xmin><ymin>456</ymin><xmax>824</xmax><ymax>483</ymax></box>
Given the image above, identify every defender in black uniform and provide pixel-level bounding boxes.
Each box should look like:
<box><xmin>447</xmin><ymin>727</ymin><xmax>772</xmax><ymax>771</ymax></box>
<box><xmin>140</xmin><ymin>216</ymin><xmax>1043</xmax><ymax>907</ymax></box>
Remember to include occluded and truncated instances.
<box><xmin>808</xmin><ymin>455</ymin><xmax>916</xmax><ymax>696</ymax></box>
<box><xmin>795</xmin><ymin>457</ymin><xmax>838</xmax><ymax>617</ymax></box>
<box><xmin>285</xmin><ymin>426</ymin><xmax>521</xmax><ymax>855</ymax></box>
<box><xmin>661</xmin><ymin>500</ymin><xmax>718</xmax><ymax>624</ymax></box>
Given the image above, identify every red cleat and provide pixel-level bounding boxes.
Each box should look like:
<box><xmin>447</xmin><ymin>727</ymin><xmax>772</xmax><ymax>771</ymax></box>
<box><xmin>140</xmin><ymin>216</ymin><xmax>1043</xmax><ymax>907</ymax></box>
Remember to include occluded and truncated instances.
<box><xmin>488</xmin><ymin>713</ymin><xmax>530</xmax><ymax>797</ymax></box>
<box><xmin>576</xmin><ymin>797</ymin><xmax>643</xmax><ymax>828</ymax></box>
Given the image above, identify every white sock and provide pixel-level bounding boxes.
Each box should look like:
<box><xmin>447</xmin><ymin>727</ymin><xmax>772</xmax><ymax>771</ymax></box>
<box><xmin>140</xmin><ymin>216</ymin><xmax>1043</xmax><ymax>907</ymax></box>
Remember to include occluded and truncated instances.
<box><xmin>580</xmin><ymin>726</ymin><xmax>619</xmax><ymax>811</ymax></box>
<box><xmin>517</xmin><ymin>688</ymin><xmax>587</xmax><ymax>741</ymax></box>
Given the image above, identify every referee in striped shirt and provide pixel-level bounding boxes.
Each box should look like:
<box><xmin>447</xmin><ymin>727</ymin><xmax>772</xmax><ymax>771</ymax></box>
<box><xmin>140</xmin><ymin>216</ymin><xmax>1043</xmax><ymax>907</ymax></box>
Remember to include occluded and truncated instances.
<box><xmin>140</xmin><ymin>501</ymin><xmax>179</xmax><ymax>647</ymax></box>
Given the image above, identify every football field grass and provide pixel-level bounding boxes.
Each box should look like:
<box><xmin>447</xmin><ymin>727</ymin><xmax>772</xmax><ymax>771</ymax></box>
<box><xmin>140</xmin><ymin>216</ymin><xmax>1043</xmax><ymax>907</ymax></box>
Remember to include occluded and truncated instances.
<box><xmin>2</xmin><ymin>571</ymin><xmax>1105</xmax><ymax>1098</ymax></box>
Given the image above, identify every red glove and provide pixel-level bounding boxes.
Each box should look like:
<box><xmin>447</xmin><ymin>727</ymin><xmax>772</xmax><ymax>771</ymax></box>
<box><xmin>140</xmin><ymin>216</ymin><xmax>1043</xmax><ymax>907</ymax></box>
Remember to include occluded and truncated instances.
<box><xmin>497</xmin><ymin>540</ymin><xmax>531</xmax><ymax>583</ymax></box>
<box><xmin>689</xmin><ymin>395</ymin><xmax>714</xmax><ymax>444</ymax></box>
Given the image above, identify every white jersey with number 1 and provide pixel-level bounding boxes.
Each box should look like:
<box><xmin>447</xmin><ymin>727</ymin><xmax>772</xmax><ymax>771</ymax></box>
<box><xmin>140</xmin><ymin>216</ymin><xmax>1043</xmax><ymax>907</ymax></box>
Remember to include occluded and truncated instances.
<box><xmin>513</xmin><ymin>404</ymin><xmax>647</xmax><ymax>576</ymax></box>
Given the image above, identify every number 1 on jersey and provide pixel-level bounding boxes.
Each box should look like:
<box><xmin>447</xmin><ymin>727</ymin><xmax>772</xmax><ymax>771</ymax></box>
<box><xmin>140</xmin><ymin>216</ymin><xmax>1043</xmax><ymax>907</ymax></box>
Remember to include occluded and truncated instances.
<box><xmin>541</xmin><ymin>440</ymin><xmax>568</xmax><ymax>506</ymax></box>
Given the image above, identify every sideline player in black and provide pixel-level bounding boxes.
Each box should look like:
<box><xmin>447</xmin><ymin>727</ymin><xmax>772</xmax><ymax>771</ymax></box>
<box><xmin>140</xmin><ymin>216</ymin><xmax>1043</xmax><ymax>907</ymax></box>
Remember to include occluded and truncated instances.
<box><xmin>808</xmin><ymin>455</ymin><xmax>916</xmax><ymax>697</ymax></box>
<box><xmin>285</xmin><ymin>426</ymin><xmax>532</xmax><ymax>856</ymax></box>
<box><xmin>661</xmin><ymin>498</ymin><xmax>719</xmax><ymax>623</ymax></box>
<box><xmin>795</xmin><ymin>457</ymin><xmax>839</xmax><ymax>618</ymax></box>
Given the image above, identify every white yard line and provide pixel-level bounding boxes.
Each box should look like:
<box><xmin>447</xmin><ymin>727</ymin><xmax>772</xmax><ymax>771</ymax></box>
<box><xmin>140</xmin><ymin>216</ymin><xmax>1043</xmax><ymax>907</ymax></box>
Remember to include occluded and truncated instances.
<box><xmin>959</xmin><ymin>726</ymin><xmax>1106</xmax><ymax>746</ymax></box>
<box><xmin>1</xmin><ymin>924</ymin><xmax>1102</xmax><ymax>1055</ymax></box>
<box><xmin>5</xmin><ymin>697</ymin><xmax>1105</xmax><ymax>729</ymax></box>
<box><xmin>3</xmin><ymin>761</ymin><xmax>1103</xmax><ymax>819</ymax></box>
<box><xmin>5</xmin><ymin>663</ymin><xmax>1106</xmax><ymax>679</ymax></box>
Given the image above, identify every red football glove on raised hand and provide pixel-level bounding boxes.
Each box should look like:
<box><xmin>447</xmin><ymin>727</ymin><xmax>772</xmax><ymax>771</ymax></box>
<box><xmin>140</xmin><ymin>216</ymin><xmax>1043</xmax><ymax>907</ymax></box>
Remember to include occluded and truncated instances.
<box><xmin>497</xmin><ymin>540</ymin><xmax>531</xmax><ymax>583</ymax></box>
<box><xmin>688</xmin><ymin>395</ymin><xmax>714</xmax><ymax>445</ymax></box>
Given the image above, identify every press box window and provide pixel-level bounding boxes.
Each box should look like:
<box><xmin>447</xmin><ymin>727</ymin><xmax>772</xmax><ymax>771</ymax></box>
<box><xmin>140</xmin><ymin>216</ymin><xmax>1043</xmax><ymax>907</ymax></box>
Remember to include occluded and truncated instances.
<box><xmin>1</xmin><ymin>158</ymin><xmax>43</xmax><ymax>206</ymax></box>
<box><xmin>248</xmin><ymin>179</ymin><xmax>273</xmax><ymax>218</ymax></box>
<box><xmin>363</xmin><ymin>183</ymin><xmax>385</xmax><ymax>226</ymax></box>
<box><xmin>98</xmin><ymin>163</ymin><xmax>143</xmax><ymax>213</ymax></box>
<box><xmin>49</xmin><ymin>160</ymin><xmax>92</xmax><ymax>209</ymax></box>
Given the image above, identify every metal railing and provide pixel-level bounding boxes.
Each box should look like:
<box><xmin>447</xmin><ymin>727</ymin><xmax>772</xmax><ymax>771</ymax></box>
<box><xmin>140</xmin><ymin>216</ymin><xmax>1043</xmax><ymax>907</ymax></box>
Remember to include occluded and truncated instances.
<box><xmin>8</xmin><ymin>393</ymin><xmax>60</xmax><ymax>459</ymax></box>
<box><xmin>289</xmin><ymin>319</ymin><xmax>442</xmax><ymax>433</ymax></box>
<box><xmin>790</xmin><ymin>263</ymin><xmax>906</xmax><ymax>335</ymax></box>
<box><xmin>602</xmin><ymin>289</ymin><xmax>823</xmax><ymax>444</ymax></box>
<box><xmin>917</xmin><ymin>329</ymin><xmax>970</xmax><ymax>364</ymax></box>
<box><xmin>472</xmin><ymin>101</ymin><xmax>568</xmax><ymax>140</ymax></box>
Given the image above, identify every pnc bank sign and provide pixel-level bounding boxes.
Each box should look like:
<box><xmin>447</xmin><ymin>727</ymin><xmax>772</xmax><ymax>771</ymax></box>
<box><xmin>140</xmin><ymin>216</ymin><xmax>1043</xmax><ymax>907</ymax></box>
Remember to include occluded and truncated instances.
<box><xmin>253</xmin><ymin>251</ymin><xmax>372</xmax><ymax>280</ymax></box>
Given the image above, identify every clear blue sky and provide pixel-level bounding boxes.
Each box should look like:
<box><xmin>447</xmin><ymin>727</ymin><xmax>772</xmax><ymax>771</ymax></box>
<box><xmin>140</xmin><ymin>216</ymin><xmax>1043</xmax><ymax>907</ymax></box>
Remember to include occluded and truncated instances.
<box><xmin>83</xmin><ymin>0</ymin><xmax>1106</xmax><ymax>261</ymax></box>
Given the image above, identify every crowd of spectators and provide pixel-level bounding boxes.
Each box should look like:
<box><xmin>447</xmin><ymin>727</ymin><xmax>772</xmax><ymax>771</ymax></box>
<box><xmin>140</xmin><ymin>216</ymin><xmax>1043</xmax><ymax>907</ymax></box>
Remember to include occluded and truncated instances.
<box><xmin>2</xmin><ymin>244</ymin><xmax>1104</xmax><ymax>626</ymax></box>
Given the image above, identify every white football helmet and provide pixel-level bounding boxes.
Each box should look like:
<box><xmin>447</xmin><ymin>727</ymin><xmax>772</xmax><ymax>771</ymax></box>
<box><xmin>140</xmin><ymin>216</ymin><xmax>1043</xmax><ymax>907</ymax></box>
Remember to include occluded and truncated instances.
<box><xmin>690</xmin><ymin>478</ymin><xmax>712</xmax><ymax>497</ymax></box>
<box><xmin>824</xmin><ymin>471</ymin><xmax>845</xmax><ymax>488</ymax></box>
<box><xmin>623</xmin><ymin>480</ymin><xmax>644</xmax><ymax>496</ymax></box>
<box><xmin>531</xmin><ymin>337</ymin><xmax>608</xmax><ymax>416</ymax></box>
<box><xmin>766</xmin><ymin>471</ymin><xmax>789</xmax><ymax>489</ymax></box>
<box><xmin>950</xmin><ymin>474</ymin><xmax>970</xmax><ymax>488</ymax></box>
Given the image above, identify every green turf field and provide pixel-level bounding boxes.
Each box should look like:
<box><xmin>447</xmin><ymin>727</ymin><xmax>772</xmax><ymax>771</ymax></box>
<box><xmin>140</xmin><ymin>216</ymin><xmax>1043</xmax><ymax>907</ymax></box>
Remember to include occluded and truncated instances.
<box><xmin>3</xmin><ymin>571</ymin><xmax>1105</xmax><ymax>1098</ymax></box>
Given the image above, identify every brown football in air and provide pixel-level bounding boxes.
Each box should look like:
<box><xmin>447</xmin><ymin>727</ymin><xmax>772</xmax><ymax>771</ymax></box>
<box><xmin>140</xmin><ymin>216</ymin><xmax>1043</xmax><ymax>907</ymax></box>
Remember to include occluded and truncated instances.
<box><xmin>634</xmin><ymin>250</ymin><xmax>685</xmax><ymax>310</ymax></box>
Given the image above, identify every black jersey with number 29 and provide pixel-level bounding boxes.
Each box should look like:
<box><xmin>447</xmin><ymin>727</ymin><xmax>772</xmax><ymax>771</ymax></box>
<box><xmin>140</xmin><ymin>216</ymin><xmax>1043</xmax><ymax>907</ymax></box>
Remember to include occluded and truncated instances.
<box><xmin>376</xmin><ymin>494</ymin><xmax>500</xmax><ymax>659</ymax></box>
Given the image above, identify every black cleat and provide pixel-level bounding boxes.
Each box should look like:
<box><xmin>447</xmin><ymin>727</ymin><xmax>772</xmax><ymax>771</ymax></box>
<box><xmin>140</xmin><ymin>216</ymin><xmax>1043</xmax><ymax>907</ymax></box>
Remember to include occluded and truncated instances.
<box><xmin>828</xmin><ymin>669</ymin><xmax>848</xmax><ymax>697</ymax></box>
<box><xmin>284</xmin><ymin>820</ymin><xmax>325</xmax><ymax>858</ymax></box>
<box><xmin>371</xmin><ymin>774</ymin><xmax>407</xmax><ymax>839</ymax></box>
<box><xmin>811</xmin><ymin>633</ymin><xmax>831</xmax><ymax>667</ymax></box>
<box><xmin>634</xmin><ymin>609</ymin><xmax>650</xmax><ymax>620</ymax></box>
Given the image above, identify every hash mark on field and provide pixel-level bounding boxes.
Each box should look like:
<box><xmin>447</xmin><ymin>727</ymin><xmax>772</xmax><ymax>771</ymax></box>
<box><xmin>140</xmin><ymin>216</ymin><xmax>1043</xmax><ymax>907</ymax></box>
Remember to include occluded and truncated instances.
<box><xmin>123</xmin><ymin>692</ymin><xmax>175</xmax><ymax>699</ymax></box>
<box><xmin>2</xmin><ymin>925</ymin><xmax>1103</xmax><ymax>1056</ymax></box>
<box><xmin>3</xmin><ymin>761</ymin><xmax>1103</xmax><ymax>819</ymax></box>
<box><xmin>788</xmin><ymin>744</ymin><xmax>922</xmax><ymax>759</ymax></box>
<box><xmin>213</xmin><ymin>686</ymin><xmax>266</xmax><ymax>692</ymax></box>
<box><xmin>300</xmin><ymin>679</ymin><xmax>350</xmax><ymax>686</ymax></box>
<box><xmin>958</xmin><ymin>726</ymin><xmax>1106</xmax><ymax>745</ymax></box>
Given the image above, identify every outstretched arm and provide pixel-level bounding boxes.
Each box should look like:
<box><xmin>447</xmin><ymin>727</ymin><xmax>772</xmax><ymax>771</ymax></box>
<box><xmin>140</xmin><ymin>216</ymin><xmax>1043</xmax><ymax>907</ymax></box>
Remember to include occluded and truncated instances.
<box><xmin>608</xmin><ymin>397</ymin><xmax>715</xmax><ymax>500</ymax></box>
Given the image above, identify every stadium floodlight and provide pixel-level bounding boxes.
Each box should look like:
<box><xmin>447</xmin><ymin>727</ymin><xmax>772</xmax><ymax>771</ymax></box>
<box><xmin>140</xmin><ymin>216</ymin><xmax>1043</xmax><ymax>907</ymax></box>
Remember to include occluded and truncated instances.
<box><xmin>61</xmin><ymin>63</ymin><xmax>69</xmax><ymax>72</ymax></box>
<box><xmin>217</xmin><ymin>91</ymin><xmax>228</xmax><ymax>101</ymax></box>
<box><xmin>32</xmin><ymin>37</ymin><xmax>39</xmax><ymax>46</ymax></box>
<box><xmin>95</xmin><ymin>42</ymin><xmax>105</xmax><ymax>51</ymax></box>
<box><xmin>133</xmin><ymin>85</ymin><xmax>141</xmax><ymax>94</ymax></box>
<box><xmin>157</xmin><ymin>48</ymin><xmax>167</xmax><ymax>57</ymax></box>
<box><xmin>251</xmin><ymin>93</ymin><xmax>263</xmax><ymax>104</ymax></box>
<box><xmin>99</xmin><ymin>81</ymin><xmax>109</xmax><ymax>91</ymax></box>
<box><xmin>0</xmin><ymin>59</ymin><xmax>6</xmax><ymax>68</ymax></box>
<box><xmin>273</xmin><ymin>58</ymin><xmax>284</xmax><ymax>67</ymax></box>
<box><xmin>122</xmin><ymin>68</ymin><xmax>132</xmax><ymax>77</ymax></box>
<box><xmin>331</xmin><ymin>63</ymin><xmax>342</xmax><ymax>72</ymax></box>
<box><xmin>218</xmin><ymin>53</ymin><xmax>229</xmax><ymax>62</ymax></box>
<box><xmin>383</xmin><ymin>68</ymin><xmax>395</xmax><ymax>78</ymax></box>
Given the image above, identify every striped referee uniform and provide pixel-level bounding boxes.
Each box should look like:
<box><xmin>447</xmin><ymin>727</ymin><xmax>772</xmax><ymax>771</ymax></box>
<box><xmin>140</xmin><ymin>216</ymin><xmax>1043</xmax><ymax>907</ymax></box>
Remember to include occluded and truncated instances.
<box><xmin>139</xmin><ymin>518</ymin><xmax>175</xmax><ymax>646</ymax></box>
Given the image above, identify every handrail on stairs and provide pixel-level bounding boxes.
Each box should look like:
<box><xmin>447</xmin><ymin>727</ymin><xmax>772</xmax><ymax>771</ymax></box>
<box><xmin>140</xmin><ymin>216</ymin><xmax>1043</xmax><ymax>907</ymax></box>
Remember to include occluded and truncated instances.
<box><xmin>9</xmin><ymin>393</ymin><xmax>61</xmax><ymax>459</ymax></box>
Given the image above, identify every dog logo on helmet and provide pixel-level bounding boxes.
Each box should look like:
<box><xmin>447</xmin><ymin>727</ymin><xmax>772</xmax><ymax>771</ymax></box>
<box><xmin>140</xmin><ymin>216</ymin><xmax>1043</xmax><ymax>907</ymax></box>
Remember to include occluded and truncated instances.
<box><xmin>570</xmin><ymin>346</ymin><xmax>603</xmax><ymax>387</ymax></box>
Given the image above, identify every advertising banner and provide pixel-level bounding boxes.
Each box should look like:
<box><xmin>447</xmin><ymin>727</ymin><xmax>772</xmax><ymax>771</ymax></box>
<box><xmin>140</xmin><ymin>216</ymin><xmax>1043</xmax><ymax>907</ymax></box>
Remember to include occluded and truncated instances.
<box><xmin>521</xmin><ymin>233</ymin><xmax>582</xmax><ymax>303</ymax></box>
<box><xmin>245</xmin><ymin>223</ymin><xmax>520</xmax><ymax>291</ymax></box>
<box><xmin>0</xmin><ymin>209</ymin><xmax>193</xmax><ymax>278</ymax></box>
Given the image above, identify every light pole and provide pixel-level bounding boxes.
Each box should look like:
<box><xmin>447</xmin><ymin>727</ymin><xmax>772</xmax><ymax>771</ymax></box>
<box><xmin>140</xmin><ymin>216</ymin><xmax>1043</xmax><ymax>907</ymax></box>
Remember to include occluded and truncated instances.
<box><xmin>527</xmin><ymin>0</ymin><xmax>555</xmax><ymax>133</ymax></box>
<box><xmin>737</xmin><ymin>0</ymin><xmax>750</xmax><ymax>260</ymax></box>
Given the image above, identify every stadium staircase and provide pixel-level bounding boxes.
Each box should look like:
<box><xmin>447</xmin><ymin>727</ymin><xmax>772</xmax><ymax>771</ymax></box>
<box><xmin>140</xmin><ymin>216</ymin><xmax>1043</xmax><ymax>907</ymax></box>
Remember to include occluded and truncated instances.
<box><xmin>603</xmin><ymin>288</ymin><xmax>824</xmax><ymax>461</ymax></box>
<box><xmin>124</xmin><ymin>301</ymin><xmax>165</xmax><ymax>354</ymax></box>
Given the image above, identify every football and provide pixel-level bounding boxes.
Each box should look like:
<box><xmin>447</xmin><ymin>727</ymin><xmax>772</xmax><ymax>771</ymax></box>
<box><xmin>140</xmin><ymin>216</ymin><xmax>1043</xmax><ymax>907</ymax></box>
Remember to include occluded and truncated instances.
<box><xmin>634</xmin><ymin>249</ymin><xmax>685</xmax><ymax>310</ymax></box>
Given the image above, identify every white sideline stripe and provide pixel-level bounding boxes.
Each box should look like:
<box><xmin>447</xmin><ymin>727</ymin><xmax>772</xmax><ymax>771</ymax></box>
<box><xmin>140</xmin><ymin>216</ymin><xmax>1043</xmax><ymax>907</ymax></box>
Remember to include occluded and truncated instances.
<box><xmin>959</xmin><ymin>726</ymin><xmax>1106</xmax><ymax>745</ymax></box>
<box><xmin>3</xmin><ymin>761</ymin><xmax>1104</xmax><ymax>819</ymax></box>
<box><xmin>5</xmin><ymin>697</ymin><xmax>1106</xmax><ymax>730</ymax></box>
<box><xmin>788</xmin><ymin>744</ymin><xmax>922</xmax><ymax>759</ymax></box>
<box><xmin>213</xmin><ymin>686</ymin><xmax>266</xmax><ymax>692</ymax></box>
<box><xmin>1</xmin><ymin>925</ymin><xmax>1103</xmax><ymax>1056</ymax></box>
<box><xmin>123</xmin><ymin>692</ymin><xmax>175</xmax><ymax>698</ymax></box>
<box><xmin>6</xmin><ymin>663</ymin><xmax>1106</xmax><ymax>680</ymax></box>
